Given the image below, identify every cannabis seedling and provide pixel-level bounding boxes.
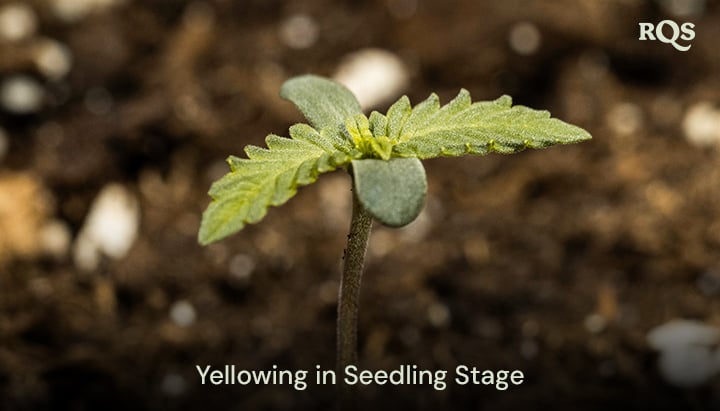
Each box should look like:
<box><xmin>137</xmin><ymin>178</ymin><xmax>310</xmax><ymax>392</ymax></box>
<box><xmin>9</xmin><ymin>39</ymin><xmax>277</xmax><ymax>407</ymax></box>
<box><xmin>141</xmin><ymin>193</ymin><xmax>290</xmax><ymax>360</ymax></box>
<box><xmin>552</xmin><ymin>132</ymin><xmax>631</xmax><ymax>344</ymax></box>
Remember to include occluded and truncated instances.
<box><xmin>199</xmin><ymin>75</ymin><xmax>590</xmax><ymax>377</ymax></box>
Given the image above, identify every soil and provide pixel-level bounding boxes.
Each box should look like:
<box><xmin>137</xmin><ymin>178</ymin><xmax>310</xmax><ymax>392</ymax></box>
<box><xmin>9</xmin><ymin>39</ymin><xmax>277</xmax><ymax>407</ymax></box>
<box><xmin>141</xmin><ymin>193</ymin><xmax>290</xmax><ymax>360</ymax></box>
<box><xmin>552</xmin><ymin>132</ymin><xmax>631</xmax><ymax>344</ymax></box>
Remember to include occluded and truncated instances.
<box><xmin>2</xmin><ymin>0</ymin><xmax>720</xmax><ymax>410</ymax></box>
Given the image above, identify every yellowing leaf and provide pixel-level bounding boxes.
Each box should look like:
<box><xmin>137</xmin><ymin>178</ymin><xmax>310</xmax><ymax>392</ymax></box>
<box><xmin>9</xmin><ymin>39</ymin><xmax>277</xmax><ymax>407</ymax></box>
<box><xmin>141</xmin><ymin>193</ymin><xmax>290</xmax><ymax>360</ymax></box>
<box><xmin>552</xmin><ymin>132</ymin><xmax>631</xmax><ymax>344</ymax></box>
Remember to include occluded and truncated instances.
<box><xmin>199</xmin><ymin>76</ymin><xmax>592</xmax><ymax>245</ymax></box>
<box><xmin>384</xmin><ymin>90</ymin><xmax>591</xmax><ymax>159</ymax></box>
<box><xmin>198</xmin><ymin>124</ymin><xmax>352</xmax><ymax>245</ymax></box>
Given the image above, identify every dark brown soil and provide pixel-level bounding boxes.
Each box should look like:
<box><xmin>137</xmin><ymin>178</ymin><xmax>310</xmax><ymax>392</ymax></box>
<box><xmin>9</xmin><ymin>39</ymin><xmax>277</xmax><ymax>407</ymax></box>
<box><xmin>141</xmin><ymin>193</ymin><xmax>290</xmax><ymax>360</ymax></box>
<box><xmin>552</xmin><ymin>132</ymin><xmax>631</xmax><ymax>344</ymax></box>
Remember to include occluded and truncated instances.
<box><xmin>2</xmin><ymin>1</ymin><xmax>720</xmax><ymax>410</ymax></box>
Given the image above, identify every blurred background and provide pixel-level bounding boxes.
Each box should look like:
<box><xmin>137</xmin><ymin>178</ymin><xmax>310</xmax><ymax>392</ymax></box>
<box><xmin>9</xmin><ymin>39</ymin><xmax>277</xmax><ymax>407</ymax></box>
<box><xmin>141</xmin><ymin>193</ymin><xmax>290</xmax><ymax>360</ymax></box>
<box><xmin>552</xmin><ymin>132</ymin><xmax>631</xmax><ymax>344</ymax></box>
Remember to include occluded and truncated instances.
<box><xmin>1</xmin><ymin>0</ymin><xmax>720</xmax><ymax>409</ymax></box>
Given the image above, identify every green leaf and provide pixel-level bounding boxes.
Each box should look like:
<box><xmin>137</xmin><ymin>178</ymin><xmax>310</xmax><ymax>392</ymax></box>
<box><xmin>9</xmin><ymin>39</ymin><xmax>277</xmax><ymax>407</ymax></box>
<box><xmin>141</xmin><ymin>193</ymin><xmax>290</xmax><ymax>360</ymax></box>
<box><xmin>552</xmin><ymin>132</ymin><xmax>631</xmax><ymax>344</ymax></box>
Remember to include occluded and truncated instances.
<box><xmin>387</xmin><ymin>90</ymin><xmax>591</xmax><ymax>159</ymax></box>
<box><xmin>198</xmin><ymin>124</ymin><xmax>352</xmax><ymax>245</ymax></box>
<box><xmin>200</xmin><ymin>76</ymin><xmax>592</xmax><ymax>245</ymax></box>
<box><xmin>352</xmin><ymin>158</ymin><xmax>427</xmax><ymax>227</ymax></box>
<box><xmin>280</xmin><ymin>75</ymin><xmax>362</xmax><ymax>134</ymax></box>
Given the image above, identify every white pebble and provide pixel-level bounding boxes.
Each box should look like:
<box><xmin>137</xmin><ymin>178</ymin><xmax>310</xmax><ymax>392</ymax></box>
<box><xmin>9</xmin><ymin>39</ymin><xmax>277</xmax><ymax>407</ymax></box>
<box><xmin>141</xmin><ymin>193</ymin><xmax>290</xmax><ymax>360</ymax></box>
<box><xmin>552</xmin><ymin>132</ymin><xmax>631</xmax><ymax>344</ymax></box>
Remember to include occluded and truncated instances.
<box><xmin>279</xmin><ymin>14</ymin><xmax>319</xmax><ymax>49</ymax></box>
<box><xmin>40</xmin><ymin>219</ymin><xmax>72</xmax><ymax>259</ymax></box>
<box><xmin>427</xmin><ymin>302</ymin><xmax>450</xmax><ymax>327</ymax></box>
<box><xmin>607</xmin><ymin>102</ymin><xmax>643</xmax><ymax>136</ymax></box>
<box><xmin>509</xmin><ymin>22</ymin><xmax>541</xmax><ymax>56</ymax></box>
<box><xmin>647</xmin><ymin>319</ymin><xmax>720</xmax><ymax>387</ymax></box>
<box><xmin>34</xmin><ymin>39</ymin><xmax>73</xmax><ymax>80</ymax></box>
<box><xmin>683</xmin><ymin>102</ymin><xmax>720</xmax><ymax>148</ymax></box>
<box><xmin>170</xmin><ymin>300</ymin><xmax>196</xmax><ymax>327</ymax></box>
<box><xmin>333</xmin><ymin>48</ymin><xmax>409</xmax><ymax>110</ymax></box>
<box><xmin>50</xmin><ymin>0</ymin><xmax>93</xmax><ymax>22</ymax></box>
<box><xmin>50</xmin><ymin>0</ymin><xmax>122</xmax><ymax>22</ymax></box>
<box><xmin>656</xmin><ymin>344</ymin><xmax>719</xmax><ymax>388</ymax></box>
<box><xmin>73</xmin><ymin>184</ymin><xmax>140</xmax><ymax>271</ymax></box>
<box><xmin>228</xmin><ymin>253</ymin><xmax>255</xmax><ymax>281</ymax></box>
<box><xmin>648</xmin><ymin>319</ymin><xmax>720</xmax><ymax>350</ymax></box>
<box><xmin>0</xmin><ymin>127</ymin><xmax>8</xmax><ymax>162</ymax></box>
<box><xmin>0</xmin><ymin>3</ymin><xmax>37</xmax><ymax>42</ymax></box>
<box><xmin>584</xmin><ymin>313</ymin><xmax>607</xmax><ymax>334</ymax></box>
<box><xmin>658</xmin><ymin>0</ymin><xmax>705</xmax><ymax>17</ymax></box>
<box><xmin>0</xmin><ymin>76</ymin><xmax>44</xmax><ymax>114</ymax></box>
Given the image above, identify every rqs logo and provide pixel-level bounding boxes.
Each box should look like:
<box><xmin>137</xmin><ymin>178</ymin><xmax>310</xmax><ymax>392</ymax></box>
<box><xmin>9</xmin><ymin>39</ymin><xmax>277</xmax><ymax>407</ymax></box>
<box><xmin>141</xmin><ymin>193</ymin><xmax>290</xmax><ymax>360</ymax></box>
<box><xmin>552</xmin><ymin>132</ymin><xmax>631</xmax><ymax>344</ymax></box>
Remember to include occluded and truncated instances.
<box><xmin>639</xmin><ymin>20</ymin><xmax>695</xmax><ymax>51</ymax></box>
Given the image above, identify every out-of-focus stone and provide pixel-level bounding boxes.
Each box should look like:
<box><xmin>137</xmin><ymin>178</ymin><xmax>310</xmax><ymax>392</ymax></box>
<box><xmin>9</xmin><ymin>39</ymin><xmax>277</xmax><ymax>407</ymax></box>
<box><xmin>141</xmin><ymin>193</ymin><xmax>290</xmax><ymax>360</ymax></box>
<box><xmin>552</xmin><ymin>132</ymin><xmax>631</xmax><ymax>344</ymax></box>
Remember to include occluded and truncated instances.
<box><xmin>427</xmin><ymin>302</ymin><xmax>451</xmax><ymax>328</ymax></box>
<box><xmin>278</xmin><ymin>14</ymin><xmax>318</xmax><ymax>49</ymax></box>
<box><xmin>683</xmin><ymin>102</ymin><xmax>720</xmax><ymax>148</ymax></box>
<box><xmin>657</xmin><ymin>0</ymin><xmax>706</xmax><ymax>17</ymax></box>
<box><xmin>607</xmin><ymin>102</ymin><xmax>644</xmax><ymax>137</ymax></box>
<box><xmin>169</xmin><ymin>300</ymin><xmax>196</xmax><ymax>327</ymax></box>
<box><xmin>73</xmin><ymin>184</ymin><xmax>140</xmax><ymax>271</ymax></box>
<box><xmin>50</xmin><ymin>0</ymin><xmax>124</xmax><ymax>22</ymax></box>
<box><xmin>509</xmin><ymin>22</ymin><xmax>542</xmax><ymax>56</ymax></box>
<box><xmin>0</xmin><ymin>3</ymin><xmax>37</xmax><ymax>42</ymax></box>
<box><xmin>647</xmin><ymin>319</ymin><xmax>720</xmax><ymax>387</ymax></box>
<box><xmin>40</xmin><ymin>219</ymin><xmax>72</xmax><ymax>259</ymax></box>
<box><xmin>33</xmin><ymin>38</ymin><xmax>73</xmax><ymax>80</ymax></box>
<box><xmin>333</xmin><ymin>48</ymin><xmax>409</xmax><ymax>110</ymax></box>
<box><xmin>0</xmin><ymin>76</ymin><xmax>44</xmax><ymax>114</ymax></box>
